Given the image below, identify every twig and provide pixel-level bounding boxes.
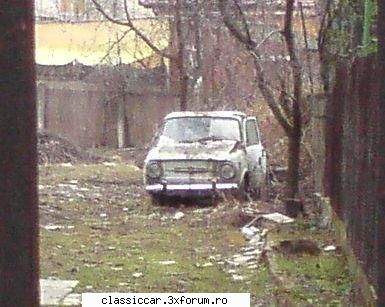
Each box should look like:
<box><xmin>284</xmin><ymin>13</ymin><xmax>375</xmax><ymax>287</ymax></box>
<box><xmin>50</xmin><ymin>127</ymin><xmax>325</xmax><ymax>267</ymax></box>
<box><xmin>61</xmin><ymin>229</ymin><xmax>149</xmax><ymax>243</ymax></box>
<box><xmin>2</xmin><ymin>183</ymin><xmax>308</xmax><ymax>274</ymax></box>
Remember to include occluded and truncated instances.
<box><xmin>91</xmin><ymin>0</ymin><xmax>174</xmax><ymax>60</ymax></box>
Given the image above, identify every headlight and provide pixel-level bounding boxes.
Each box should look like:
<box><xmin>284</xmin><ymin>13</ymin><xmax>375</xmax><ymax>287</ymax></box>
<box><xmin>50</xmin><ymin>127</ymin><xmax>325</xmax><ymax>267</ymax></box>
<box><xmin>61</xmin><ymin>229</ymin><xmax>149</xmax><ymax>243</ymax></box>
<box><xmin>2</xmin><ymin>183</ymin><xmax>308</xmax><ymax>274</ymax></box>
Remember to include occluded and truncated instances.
<box><xmin>220</xmin><ymin>163</ymin><xmax>236</xmax><ymax>180</ymax></box>
<box><xmin>146</xmin><ymin>162</ymin><xmax>162</xmax><ymax>179</ymax></box>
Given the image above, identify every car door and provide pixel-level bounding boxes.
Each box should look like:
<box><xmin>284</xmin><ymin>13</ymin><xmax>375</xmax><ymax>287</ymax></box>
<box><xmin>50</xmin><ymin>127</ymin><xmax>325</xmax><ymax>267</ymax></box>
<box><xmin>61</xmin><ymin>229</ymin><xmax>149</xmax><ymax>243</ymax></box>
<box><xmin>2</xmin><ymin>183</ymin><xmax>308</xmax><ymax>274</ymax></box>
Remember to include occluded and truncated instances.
<box><xmin>244</xmin><ymin>117</ymin><xmax>266</xmax><ymax>187</ymax></box>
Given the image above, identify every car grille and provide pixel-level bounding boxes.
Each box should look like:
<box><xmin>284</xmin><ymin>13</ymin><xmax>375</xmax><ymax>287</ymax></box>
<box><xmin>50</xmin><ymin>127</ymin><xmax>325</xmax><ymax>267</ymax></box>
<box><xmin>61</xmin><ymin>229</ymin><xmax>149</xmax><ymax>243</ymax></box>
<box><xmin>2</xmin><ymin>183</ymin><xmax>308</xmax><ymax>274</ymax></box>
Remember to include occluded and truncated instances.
<box><xmin>162</xmin><ymin>160</ymin><xmax>217</xmax><ymax>182</ymax></box>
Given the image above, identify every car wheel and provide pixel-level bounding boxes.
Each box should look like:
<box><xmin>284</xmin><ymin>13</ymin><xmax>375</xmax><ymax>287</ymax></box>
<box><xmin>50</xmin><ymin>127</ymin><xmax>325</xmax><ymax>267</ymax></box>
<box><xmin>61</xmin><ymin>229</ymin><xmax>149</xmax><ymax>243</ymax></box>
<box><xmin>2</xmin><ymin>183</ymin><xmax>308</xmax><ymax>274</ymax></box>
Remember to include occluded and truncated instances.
<box><xmin>150</xmin><ymin>194</ymin><xmax>165</xmax><ymax>206</ymax></box>
<box><xmin>250</xmin><ymin>186</ymin><xmax>261</xmax><ymax>200</ymax></box>
<box><xmin>233</xmin><ymin>179</ymin><xmax>249</xmax><ymax>202</ymax></box>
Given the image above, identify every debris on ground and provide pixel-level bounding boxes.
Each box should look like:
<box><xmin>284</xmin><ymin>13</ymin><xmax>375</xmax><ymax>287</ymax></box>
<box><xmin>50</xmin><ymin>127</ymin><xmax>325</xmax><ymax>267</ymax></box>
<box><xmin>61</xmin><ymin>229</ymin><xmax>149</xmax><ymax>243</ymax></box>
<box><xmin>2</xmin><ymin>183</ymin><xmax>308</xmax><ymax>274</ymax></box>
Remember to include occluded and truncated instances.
<box><xmin>275</xmin><ymin>239</ymin><xmax>321</xmax><ymax>256</ymax></box>
<box><xmin>38</xmin><ymin>131</ymin><xmax>101</xmax><ymax>164</ymax></box>
<box><xmin>260</xmin><ymin>212</ymin><xmax>294</xmax><ymax>224</ymax></box>
<box><xmin>158</xmin><ymin>260</ymin><xmax>176</xmax><ymax>265</ymax></box>
<box><xmin>173</xmin><ymin>212</ymin><xmax>185</xmax><ymax>220</ymax></box>
<box><xmin>241</xmin><ymin>226</ymin><xmax>260</xmax><ymax>240</ymax></box>
<box><xmin>40</xmin><ymin>279</ymin><xmax>79</xmax><ymax>306</ymax></box>
<box><xmin>323</xmin><ymin>245</ymin><xmax>337</xmax><ymax>252</ymax></box>
<box><xmin>132</xmin><ymin>272</ymin><xmax>143</xmax><ymax>278</ymax></box>
<box><xmin>38</xmin><ymin>152</ymin><xmax>355</xmax><ymax>306</ymax></box>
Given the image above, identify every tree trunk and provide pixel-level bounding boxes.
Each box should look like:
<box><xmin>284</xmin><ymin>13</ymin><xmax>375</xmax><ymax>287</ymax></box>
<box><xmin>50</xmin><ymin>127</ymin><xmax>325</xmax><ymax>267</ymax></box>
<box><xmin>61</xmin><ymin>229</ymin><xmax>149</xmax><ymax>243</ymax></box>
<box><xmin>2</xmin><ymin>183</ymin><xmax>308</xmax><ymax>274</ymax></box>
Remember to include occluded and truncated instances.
<box><xmin>283</xmin><ymin>0</ymin><xmax>303</xmax><ymax>217</ymax></box>
<box><xmin>286</xmin><ymin>121</ymin><xmax>302</xmax><ymax>217</ymax></box>
<box><xmin>175</xmin><ymin>0</ymin><xmax>188</xmax><ymax>111</ymax></box>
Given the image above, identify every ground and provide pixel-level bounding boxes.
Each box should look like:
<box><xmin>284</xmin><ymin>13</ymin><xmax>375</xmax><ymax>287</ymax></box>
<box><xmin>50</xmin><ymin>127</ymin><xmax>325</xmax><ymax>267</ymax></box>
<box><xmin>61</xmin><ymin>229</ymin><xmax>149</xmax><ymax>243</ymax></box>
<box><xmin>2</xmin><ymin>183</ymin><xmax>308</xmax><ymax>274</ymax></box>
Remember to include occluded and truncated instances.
<box><xmin>38</xmin><ymin>146</ymin><xmax>355</xmax><ymax>306</ymax></box>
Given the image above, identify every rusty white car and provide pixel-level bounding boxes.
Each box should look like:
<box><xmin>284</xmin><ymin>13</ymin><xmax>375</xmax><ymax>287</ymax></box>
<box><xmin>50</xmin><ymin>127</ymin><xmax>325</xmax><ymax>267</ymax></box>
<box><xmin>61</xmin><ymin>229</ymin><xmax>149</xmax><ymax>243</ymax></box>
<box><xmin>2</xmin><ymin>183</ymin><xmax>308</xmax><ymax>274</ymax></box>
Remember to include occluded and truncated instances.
<box><xmin>144</xmin><ymin>111</ymin><xmax>269</xmax><ymax>204</ymax></box>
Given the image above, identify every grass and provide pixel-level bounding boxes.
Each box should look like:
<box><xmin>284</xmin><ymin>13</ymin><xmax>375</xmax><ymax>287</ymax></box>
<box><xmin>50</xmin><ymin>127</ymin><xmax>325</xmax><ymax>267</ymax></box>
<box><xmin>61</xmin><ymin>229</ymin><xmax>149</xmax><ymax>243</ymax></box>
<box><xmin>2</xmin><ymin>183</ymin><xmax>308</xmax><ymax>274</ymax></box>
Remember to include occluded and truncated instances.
<box><xmin>39</xmin><ymin>162</ymin><xmax>354</xmax><ymax>306</ymax></box>
<box><xmin>39</xmin><ymin>162</ymin><xmax>275</xmax><ymax>305</ymax></box>
<box><xmin>271</xmin><ymin>219</ymin><xmax>354</xmax><ymax>306</ymax></box>
<box><xmin>39</xmin><ymin>162</ymin><xmax>141</xmax><ymax>184</ymax></box>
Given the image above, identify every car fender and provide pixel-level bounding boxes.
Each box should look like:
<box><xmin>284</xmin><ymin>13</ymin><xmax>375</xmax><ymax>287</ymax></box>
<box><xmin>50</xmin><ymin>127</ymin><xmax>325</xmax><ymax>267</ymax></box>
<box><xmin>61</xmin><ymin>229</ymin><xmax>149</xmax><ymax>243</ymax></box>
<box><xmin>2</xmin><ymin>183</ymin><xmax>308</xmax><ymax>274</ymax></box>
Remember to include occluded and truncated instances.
<box><xmin>239</xmin><ymin>166</ymin><xmax>249</xmax><ymax>187</ymax></box>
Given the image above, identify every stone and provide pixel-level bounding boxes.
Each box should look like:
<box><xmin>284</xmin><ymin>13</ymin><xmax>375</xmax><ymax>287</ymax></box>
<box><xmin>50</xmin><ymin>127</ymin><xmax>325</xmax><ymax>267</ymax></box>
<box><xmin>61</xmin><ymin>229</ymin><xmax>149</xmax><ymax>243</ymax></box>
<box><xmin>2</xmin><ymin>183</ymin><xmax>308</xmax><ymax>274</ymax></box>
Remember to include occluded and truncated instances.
<box><xmin>158</xmin><ymin>260</ymin><xmax>176</xmax><ymax>265</ymax></box>
<box><xmin>232</xmin><ymin>255</ymin><xmax>256</xmax><ymax>265</ymax></box>
<box><xmin>132</xmin><ymin>272</ymin><xmax>143</xmax><ymax>278</ymax></box>
<box><xmin>247</xmin><ymin>264</ymin><xmax>258</xmax><ymax>269</ymax></box>
<box><xmin>243</xmin><ymin>249</ymin><xmax>261</xmax><ymax>256</ymax></box>
<box><xmin>323</xmin><ymin>245</ymin><xmax>337</xmax><ymax>252</ymax></box>
<box><xmin>62</xmin><ymin>293</ymin><xmax>82</xmax><ymax>306</ymax></box>
<box><xmin>232</xmin><ymin>275</ymin><xmax>245</xmax><ymax>281</ymax></box>
<box><xmin>44</xmin><ymin>225</ymin><xmax>65</xmax><ymax>231</ymax></box>
<box><xmin>249</xmin><ymin>236</ymin><xmax>262</xmax><ymax>246</ymax></box>
<box><xmin>173</xmin><ymin>212</ymin><xmax>185</xmax><ymax>220</ymax></box>
<box><xmin>40</xmin><ymin>279</ymin><xmax>78</xmax><ymax>306</ymax></box>
<box><xmin>241</xmin><ymin>226</ymin><xmax>259</xmax><ymax>240</ymax></box>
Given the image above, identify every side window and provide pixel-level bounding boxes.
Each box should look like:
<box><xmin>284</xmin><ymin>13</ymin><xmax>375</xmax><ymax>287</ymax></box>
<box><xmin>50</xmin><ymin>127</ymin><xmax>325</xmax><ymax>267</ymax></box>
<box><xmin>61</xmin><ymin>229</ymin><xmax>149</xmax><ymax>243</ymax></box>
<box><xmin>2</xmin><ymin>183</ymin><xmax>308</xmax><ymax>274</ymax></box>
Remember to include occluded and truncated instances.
<box><xmin>246</xmin><ymin>119</ymin><xmax>260</xmax><ymax>145</ymax></box>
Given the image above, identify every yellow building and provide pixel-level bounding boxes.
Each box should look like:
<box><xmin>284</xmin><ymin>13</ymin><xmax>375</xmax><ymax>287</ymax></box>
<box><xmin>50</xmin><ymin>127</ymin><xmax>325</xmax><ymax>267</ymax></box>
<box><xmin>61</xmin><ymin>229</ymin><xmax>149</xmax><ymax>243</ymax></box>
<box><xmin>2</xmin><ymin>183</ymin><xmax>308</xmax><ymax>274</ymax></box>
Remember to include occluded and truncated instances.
<box><xmin>35</xmin><ymin>19</ymin><xmax>169</xmax><ymax>67</ymax></box>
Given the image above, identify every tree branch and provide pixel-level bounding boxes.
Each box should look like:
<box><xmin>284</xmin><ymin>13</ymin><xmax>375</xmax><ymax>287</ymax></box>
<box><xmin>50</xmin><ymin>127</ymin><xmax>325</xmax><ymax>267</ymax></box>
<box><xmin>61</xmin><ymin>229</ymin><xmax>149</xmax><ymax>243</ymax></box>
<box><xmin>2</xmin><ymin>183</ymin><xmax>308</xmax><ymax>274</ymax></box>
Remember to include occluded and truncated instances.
<box><xmin>218</xmin><ymin>0</ymin><xmax>256</xmax><ymax>48</ymax></box>
<box><xmin>218</xmin><ymin>0</ymin><xmax>293</xmax><ymax>134</ymax></box>
<box><xmin>98</xmin><ymin>29</ymin><xmax>132</xmax><ymax>65</ymax></box>
<box><xmin>91</xmin><ymin>0</ymin><xmax>174</xmax><ymax>60</ymax></box>
<box><xmin>250</xmin><ymin>51</ymin><xmax>294</xmax><ymax>135</ymax></box>
<box><xmin>255</xmin><ymin>30</ymin><xmax>283</xmax><ymax>51</ymax></box>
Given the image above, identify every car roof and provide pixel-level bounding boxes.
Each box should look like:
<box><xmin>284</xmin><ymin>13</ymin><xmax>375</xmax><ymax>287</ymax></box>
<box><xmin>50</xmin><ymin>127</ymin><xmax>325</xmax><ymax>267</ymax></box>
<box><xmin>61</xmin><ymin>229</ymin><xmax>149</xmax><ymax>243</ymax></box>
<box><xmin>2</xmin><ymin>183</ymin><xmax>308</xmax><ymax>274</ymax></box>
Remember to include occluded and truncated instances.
<box><xmin>165</xmin><ymin>111</ymin><xmax>247</xmax><ymax>120</ymax></box>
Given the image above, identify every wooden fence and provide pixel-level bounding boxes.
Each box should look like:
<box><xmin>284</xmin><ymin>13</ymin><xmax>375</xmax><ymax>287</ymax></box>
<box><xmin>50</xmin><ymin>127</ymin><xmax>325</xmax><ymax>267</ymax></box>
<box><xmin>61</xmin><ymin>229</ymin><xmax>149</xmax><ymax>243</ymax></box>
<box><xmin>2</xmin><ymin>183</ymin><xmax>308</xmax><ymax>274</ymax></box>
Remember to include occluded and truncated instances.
<box><xmin>318</xmin><ymin>56</ymin><xmax>385</xmax><ymax>305</ymax></box>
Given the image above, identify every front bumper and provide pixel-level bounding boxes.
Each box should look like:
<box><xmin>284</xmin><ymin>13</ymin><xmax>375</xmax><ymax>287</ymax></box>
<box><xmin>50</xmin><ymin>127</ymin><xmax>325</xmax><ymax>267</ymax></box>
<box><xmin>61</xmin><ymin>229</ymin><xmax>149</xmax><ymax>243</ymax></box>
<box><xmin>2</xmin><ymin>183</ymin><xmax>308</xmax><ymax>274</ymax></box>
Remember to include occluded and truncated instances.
<box><xmin>145</xmin><ymin>182</ymin><xmax>238</xmax><ymax>196</ymax></box>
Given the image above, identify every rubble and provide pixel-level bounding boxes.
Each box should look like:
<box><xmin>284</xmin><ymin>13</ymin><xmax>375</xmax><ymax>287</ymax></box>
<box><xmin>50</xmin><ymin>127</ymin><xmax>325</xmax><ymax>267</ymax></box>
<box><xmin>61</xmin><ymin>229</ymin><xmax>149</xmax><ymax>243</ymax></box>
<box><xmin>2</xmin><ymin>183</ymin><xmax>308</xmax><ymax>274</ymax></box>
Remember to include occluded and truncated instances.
<box><xmin>241</xmin><ymin>226</ymin><xmax>260</xmax><ymax>240</ymax></box>
<box><xmin>260</xmin><ymin>212</ymin><xmax>294</xmax><ymax>224</ymax></box>
<box><xmin>38</xmin><ymin>131</ymin><xmax>101</xmax><ymax>164</ymax></box>
<box><xmin>323</xmin><ymin>245</ymin><xmax>337</xmax><ymax>252</ymax></box>
<box><xmin>40</xmin><ymin>279</ymin><xmax>79</xmax><ymax>306</ymax></box>
<box><xmin>132</xmin><ymin>273</ymin><xmax>143</xmax><ymax>278</ymax></box>
<box><xmin>173</xmin><ymin>212</ymin><xmax>185</xmax><ymax>220</ymax></box>
<box><xmin>158</xmin><ymin>260</ymin><xmax>176</xmax><ymax>265</ymax></box>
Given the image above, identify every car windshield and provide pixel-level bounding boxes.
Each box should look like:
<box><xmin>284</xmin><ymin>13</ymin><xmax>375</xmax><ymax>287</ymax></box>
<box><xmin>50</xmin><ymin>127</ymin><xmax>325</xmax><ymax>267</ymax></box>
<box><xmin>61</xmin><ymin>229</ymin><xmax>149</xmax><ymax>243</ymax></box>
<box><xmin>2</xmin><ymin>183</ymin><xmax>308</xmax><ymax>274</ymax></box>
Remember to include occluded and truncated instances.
<box><xmin>160</xmin><ymin>117</ymin><xmax>241</xmax><ymax>143</ymax></box>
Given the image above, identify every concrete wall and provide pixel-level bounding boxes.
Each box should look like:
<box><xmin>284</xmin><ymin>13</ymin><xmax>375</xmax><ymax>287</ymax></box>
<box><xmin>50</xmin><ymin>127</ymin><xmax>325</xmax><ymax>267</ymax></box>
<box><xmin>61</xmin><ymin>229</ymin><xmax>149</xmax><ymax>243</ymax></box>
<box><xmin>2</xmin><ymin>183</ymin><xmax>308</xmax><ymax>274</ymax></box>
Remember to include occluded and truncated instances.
<box><xmin>37</xmin><ymin>80</ymin><xmax>179</xmax><ymax>148</ymax></box>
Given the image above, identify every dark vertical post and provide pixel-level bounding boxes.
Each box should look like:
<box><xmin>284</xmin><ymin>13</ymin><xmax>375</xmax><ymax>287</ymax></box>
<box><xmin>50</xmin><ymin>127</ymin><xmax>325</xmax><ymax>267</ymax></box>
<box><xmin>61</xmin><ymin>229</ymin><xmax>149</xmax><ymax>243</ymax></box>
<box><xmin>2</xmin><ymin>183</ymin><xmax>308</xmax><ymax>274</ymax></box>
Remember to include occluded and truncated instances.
<box><xmin>323</xmin><ymin>62</ymin><xmax>346</xmax><ymax>217</ymax></box>
<box><xmin>175</xmin><ymin>0</ymin><xmax>188</xmax><ymax>111</ymax></box>
<box><xmin>0</xmin><ymin>1</ymin><xmax>39</xmax><ymax>306</ymax></box>
<box><xmin>376</xmin><ymin>1</ymin><xmax>385</xmax><ymax>305</ymax></box>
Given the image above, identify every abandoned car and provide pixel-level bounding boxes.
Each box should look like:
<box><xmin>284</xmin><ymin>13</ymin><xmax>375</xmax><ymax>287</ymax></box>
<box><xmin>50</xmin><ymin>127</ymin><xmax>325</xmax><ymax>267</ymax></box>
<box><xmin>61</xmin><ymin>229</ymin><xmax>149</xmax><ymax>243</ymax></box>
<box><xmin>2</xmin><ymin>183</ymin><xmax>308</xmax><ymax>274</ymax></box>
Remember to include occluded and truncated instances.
<box><xmin>144</xmin><ymin>111</ymin><xmax>269</xmax><ymax>204</ymax></box>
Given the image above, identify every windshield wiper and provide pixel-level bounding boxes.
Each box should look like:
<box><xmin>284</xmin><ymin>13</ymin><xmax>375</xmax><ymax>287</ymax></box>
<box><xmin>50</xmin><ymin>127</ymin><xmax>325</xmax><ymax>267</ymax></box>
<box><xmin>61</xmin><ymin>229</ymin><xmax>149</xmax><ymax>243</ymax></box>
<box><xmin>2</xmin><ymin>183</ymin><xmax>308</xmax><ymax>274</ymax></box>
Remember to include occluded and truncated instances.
<box><xmin>177</xmin><ymin>140</ymin><xmax>196</xmax><ymax>143</ymax></box>
<box><xmin>177</xmin><ymin>136</ymin><xmax>230</xmax><ymax>143</ymax></box>
<box><xmin>196</xmin><ymin>136</ymin><xmax>226</xmax><ymax>143</ymax></box>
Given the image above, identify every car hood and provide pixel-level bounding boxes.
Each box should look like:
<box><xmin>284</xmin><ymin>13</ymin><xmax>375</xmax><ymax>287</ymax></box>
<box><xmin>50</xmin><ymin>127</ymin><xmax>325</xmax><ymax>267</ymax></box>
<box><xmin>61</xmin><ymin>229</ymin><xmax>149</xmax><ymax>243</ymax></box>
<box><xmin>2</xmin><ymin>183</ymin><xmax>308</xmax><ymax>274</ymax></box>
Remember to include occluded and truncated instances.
<box><xmin>145</xmin><ymin>140</ymin><xmax>239</xmax><ymax>161</ymax></box>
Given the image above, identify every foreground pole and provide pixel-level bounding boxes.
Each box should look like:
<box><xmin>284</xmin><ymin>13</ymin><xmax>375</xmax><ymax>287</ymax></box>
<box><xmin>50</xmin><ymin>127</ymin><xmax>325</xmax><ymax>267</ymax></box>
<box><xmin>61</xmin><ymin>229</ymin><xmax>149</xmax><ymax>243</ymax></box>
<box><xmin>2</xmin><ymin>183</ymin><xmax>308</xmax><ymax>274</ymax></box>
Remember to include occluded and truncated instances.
<box><xmin>376</xmin><ymin>1</ymin><xmax>385</xmax><ymax>305</ymax></box>
<box><xmin>0</xmin><ymin>1</ymin><xmax>40</xmax><ymax>306</ymax></box>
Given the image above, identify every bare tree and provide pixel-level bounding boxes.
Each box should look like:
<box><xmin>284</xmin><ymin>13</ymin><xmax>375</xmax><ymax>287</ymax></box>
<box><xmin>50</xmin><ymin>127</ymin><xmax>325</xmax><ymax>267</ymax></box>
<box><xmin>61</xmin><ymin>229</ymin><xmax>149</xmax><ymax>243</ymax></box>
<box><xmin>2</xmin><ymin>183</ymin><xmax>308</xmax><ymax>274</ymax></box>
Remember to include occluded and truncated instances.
<box><xmin>91</xmin><ymin>0</ymin><xmax>198</xmax><ymax>111</ymax></box>
<box><xmin>219</xmin><ymin>0</ymin><xmax>304</xmax><ymax>215</ymax></box>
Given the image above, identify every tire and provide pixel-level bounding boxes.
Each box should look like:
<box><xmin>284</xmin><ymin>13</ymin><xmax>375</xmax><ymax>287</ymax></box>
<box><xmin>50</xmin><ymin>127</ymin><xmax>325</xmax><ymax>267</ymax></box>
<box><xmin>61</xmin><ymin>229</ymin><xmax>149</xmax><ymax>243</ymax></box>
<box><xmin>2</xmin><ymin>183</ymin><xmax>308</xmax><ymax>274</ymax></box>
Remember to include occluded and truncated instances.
<box><xmin>150</xmin><ymin>194</ymin><xmax>165</xmax><ymax>206</ymax></box>
<box><xmin>232</xmin><ymin>178</ymin><xmax>249</xmax><ymax>202</ymax></box>
<box><xmin>250</xmin><ymin>186</ymin><xmax>261</xmax><ymax>200</ymax></box>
